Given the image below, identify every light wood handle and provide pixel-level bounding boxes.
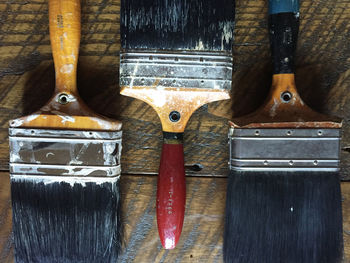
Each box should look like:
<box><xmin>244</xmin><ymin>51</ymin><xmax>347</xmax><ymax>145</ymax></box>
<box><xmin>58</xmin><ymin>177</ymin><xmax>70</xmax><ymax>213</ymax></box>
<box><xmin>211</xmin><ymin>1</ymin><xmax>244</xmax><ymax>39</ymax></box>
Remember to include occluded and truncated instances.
<box><xmin>9</xmin><ymin>0</ymin><xmax>122</xmax><ymax>131</ymax></box>
<box><xmin>49</xmin><ymin>0</ymin><xmax>80</xmax><ymax>94</ymax></box>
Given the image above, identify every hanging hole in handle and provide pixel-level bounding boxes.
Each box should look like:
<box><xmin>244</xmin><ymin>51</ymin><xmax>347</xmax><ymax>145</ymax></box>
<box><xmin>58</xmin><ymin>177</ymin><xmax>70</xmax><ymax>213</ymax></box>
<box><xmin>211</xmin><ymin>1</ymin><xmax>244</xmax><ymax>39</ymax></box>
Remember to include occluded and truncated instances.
<box><xmin>169</xmin><ymin>111</ymin><xmax>181</xmax><ymax>122</ymax></box>
<box><xmin>281</xmin><ymin>91</ymin><xmax>292</xmax><ymax>103</ymax></box>
<box><xmin>58</xmin><ymin>93</ymin><xmax>69</xmax><ymax>105</ymax></box>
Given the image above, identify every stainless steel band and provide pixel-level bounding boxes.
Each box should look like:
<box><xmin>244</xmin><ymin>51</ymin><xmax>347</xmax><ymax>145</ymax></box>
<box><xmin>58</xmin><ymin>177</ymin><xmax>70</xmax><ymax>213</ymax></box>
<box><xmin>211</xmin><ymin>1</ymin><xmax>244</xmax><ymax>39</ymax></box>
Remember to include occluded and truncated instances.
<box><xmin>120</xmin><ymin>51</ymin><xmax>233</xmax><ymax>90</ymax></box>
<box><xmin>9</xmin><ymin>128</ymin><xmax>122</xmax><ymax>177</ymax></box>
<box><xmin>229</xmin><ymin>127</ymin><xmax>341</xmax><ymax>171</ymax></box>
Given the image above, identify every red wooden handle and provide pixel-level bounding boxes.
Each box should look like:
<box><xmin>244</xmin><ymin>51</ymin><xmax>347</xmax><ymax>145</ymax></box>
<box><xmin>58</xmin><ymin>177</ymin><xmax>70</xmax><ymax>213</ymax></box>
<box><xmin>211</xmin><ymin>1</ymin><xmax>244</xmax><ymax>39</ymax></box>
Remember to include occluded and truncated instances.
<box><xmin>157</xmin><ymin>143</ymin><xmax>186</xmax><ymax>249</ymax></box>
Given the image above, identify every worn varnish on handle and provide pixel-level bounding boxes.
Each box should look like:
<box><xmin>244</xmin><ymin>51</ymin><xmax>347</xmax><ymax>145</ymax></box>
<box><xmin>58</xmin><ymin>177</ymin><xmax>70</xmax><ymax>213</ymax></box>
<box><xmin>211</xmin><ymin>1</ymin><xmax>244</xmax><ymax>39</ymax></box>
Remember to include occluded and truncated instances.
<box><xmin>8</xmin><ymin>0</ymin><xmax>123</xmax><ymax>261</ymax></box>
<box><xmin>120</xmin><ymin>0</ymin><xmax>235</xmax><ymax>249</ymax></box>
<box><xmin>10</xmin><ymin>0</ymin><xmax>121</xmax><ymax>131</ymax></box>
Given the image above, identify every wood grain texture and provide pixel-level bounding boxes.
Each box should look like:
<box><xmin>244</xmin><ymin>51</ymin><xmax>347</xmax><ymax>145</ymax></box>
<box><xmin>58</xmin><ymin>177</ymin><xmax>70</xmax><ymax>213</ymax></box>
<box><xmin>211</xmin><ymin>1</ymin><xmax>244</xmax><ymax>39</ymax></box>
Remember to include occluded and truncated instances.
<box><xmin>0</xmin><ymin>173</ymin><xmax>349</xmax><ymax>262</ymax></box>
<box><xmin>0</xmin><ymin>0</ymin><xmax>350</xmax><ymax>178</ymax></box>
<box><xmin>0</xmin><ymin>174</ymin><xmax>13</xmax><ymax>263</ymax></box>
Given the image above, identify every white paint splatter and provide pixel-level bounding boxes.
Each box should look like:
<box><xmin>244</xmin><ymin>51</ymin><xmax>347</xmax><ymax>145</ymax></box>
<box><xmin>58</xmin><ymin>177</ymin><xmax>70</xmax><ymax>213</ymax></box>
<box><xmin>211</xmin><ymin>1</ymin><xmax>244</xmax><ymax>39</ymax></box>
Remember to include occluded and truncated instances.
<box><xmin>60</xmin><ymin>64</ymin><xmax>73</xmax><ymax>74</ymax></box>
<box><xmin>129</xmin><ymin>61</ymin><xmax>139</xmax><ymax>88</ymax></box>
<box><xmin>45</xmin><ymin>152</ymin><xmax>55</xmax><ymax>158</ymax></box>
<box><xmin>51</xmin><ymin>110</ymin><xmax>75</xmax><ymax>123</ymax></box>
<box><xmin>10</xmin><ymin>119</ymin><xmax>24</xmax><ymax>127</ymax></box>
<box><xmin>195</xmin><ymin>40</ymin><xmax>204</xmax><ymax>50</ymax></box>
<box><xmin>61</xmin><ymin>53</ymin><xmax>75</xmax><ymax>61</ymax></box>
<box><xmin>106</xmin><ymin>144</ymin><xmax>115</xmax><ymax>154</ymax></box>
<box><xmin>270</xmin><ymin>98</ymin><xmax>279</xmax><ymax>117</ymax></box>
<box><xmin>220</xmin><ymin>22</ymin><xmax>234</xmax><ymax>50</ymax></box>
<box><xmin>25</xmin><ymin>114</ymin><xmax>40</xmax><ymax>122</ymax></box>
<box><xmin>90</xmin><ymin>117</ymin><xmax>114</xmax><ymax>129</ymax></box>
<box><xmin>41</xmin><ymin>105</ymin><xmax>51</xmax><ymax>111</ymax></box>
<box><xmin>69</xmin><ymin>159</ymin><xmax>83</xmax><ymax>165</ymax></box>
<box><xmin>150</xmin><ymin>90</ymin><xmax>166</xmax><ymax>107</ymax></box>
<box><xmin>164</xmin><ymin>238</ymin><xmax>175</xmax><ymax>249</ymax></box>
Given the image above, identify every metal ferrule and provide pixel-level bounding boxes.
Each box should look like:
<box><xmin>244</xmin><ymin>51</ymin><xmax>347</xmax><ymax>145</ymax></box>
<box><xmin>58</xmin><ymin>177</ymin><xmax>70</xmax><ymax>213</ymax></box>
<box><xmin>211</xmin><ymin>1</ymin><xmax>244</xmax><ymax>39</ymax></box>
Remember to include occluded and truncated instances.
<box><xmin>9</xmin><ymin>128</ymin><xmax>122</xmax><ymax>178</ymax></box>
<box><xmin>120</xmin><ymin>51</ymin><xmax>233</xmax><ymax>90</ymax></box>
<box><xmin>229</xmin><ymin>127</ymin><xmax>341</xmax><ymax>172</ymax></box>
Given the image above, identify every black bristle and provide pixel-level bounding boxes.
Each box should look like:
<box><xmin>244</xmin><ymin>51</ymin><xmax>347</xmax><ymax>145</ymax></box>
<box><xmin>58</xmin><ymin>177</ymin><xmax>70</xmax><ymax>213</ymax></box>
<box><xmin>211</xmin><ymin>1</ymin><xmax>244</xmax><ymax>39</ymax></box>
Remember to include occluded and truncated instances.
<box><xmin>11</xmin><ymin>178</ymin><xmax>121</xmax><ymax>263</ymax></box>
<box><xmin>121</xmin><ymin>0</ymin><xmax>235</xmax><ymax>51</ymax></box>
<box><xmin>224</xmin><ymin>170</ymin><xmax>343</xmax><ymax>263</ymax></box>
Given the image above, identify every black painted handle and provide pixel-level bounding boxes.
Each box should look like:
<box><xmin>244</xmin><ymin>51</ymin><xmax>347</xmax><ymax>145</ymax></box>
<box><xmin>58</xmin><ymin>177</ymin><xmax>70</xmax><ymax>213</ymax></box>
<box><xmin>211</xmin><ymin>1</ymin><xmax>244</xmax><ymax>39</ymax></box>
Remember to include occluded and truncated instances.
<box><xmin>268</xmin><ymin>0</ymin><xmax>299</xmax><ymax>74</ymax></box>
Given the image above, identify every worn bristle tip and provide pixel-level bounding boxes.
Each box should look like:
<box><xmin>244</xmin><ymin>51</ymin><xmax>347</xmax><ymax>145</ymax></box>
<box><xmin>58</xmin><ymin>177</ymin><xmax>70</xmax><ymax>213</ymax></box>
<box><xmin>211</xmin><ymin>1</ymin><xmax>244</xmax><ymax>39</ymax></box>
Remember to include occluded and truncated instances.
<box><xmin>121</xmin><ymin>0</ymin><xmax>235</xmax><ymax>51</ymax></box>
<box><xmin>11</xmin><ymin>178</ymin><xmax>122</xmax><ymax>263</ymax></box>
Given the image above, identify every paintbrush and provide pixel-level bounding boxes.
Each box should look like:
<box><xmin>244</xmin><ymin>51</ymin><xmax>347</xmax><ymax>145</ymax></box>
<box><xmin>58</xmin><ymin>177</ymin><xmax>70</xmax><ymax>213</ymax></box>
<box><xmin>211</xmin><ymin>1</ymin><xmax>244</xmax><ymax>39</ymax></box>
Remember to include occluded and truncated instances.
<box><xmin>9</xmin><ymin>0</ymin><xmax>122</xmax><ymax>261</ymax></box>
<box><xmin>224</xmin><ymin>0</ymin><xmax>343</xmax><ymax>262</ymax></box>
<box><xmin>120</xmin><ymin>0</ymin><xmax>235</xmax><ymax>249</ymax></box>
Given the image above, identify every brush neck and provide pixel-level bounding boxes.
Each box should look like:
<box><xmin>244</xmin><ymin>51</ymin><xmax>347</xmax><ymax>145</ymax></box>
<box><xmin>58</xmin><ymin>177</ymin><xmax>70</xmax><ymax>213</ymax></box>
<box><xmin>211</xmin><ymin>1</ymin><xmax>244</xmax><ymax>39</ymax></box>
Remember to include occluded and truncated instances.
<box><xmin>163</xmin><ymin>132</ymin><xmax>183</xmax><ymax>144</ymax></box>
<box><xmin>269</xmin><ymin>0</ymin><xmax>299</xmax><ymax>74</ymax></box>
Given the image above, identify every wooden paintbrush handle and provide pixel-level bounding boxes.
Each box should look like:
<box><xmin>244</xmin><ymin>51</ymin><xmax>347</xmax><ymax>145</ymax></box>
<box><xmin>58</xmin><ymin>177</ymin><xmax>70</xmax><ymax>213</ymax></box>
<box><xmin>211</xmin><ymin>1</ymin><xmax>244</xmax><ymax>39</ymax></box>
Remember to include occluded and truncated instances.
<box><xmin>269</xmin><ymin>0</ymin><xmax>299</xmax><ymax>74</ymax></box>
<box><xmin>157</xmin><ymin>132</ymin><xmax>186</xmax><ymax>249</ymax></box>
<box><xmin>231</xmin><ymin>0</ymin><xmax>341</xmax><ymax>128</ymax></box>
<box><xmin>49</xmin><ymin>0</ymin><xmax>80</xmax><ymax>94</ymax></box>
<box><xmin>9</xmin><ymin>0</ymin><xmax>122</xmax><ymax>131</ymax></box>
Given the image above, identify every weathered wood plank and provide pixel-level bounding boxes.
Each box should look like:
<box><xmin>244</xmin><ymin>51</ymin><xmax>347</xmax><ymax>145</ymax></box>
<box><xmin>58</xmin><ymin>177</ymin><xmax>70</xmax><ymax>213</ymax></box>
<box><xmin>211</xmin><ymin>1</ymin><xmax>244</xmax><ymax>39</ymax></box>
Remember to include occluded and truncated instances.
<box><xmin>0</xmin><ymin>0</ymin><xmax>350</xmax><ymax>178</ymax></box>
<box><xmin>0</xmin><ymin>173</ymin><xmax>349</xmax><ymax>262</ymax></box>
<box><xmin>0</xmin><ymin>174</ymin><xmax>13</xmax><ymax>263</ymax></box>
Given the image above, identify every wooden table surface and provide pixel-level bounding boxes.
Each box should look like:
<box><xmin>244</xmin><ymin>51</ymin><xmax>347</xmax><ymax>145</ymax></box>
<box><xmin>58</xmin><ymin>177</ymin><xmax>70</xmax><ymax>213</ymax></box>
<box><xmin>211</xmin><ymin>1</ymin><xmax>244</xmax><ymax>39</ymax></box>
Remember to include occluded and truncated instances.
<box><xmin>0</xmin><ymin>0</ymin><xmax>350</xmax><ymax>262</ymax></box>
